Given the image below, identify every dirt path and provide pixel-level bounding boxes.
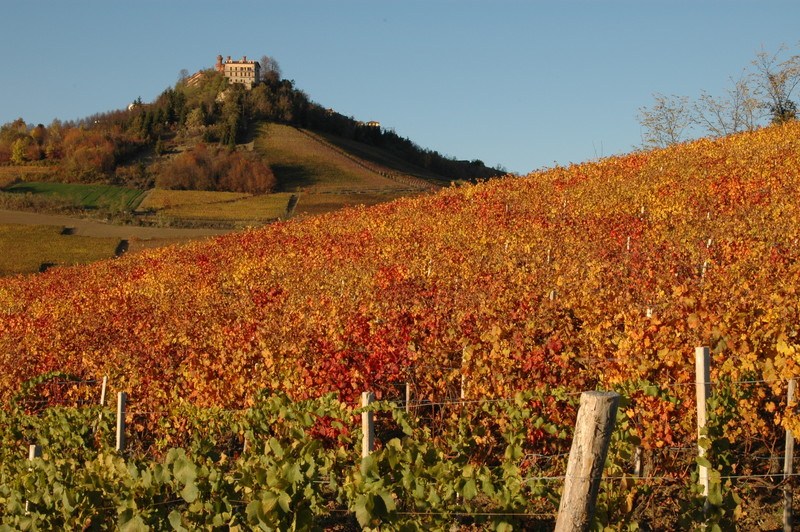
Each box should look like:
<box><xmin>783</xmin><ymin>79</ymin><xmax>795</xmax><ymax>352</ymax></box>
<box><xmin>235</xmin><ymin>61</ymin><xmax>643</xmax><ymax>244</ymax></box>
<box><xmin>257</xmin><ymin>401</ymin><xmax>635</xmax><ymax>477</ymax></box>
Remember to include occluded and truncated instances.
<box><xmin>0</xmin><ymin>209</ymin><xmax>230</xmax><ymax>240</ymax></box>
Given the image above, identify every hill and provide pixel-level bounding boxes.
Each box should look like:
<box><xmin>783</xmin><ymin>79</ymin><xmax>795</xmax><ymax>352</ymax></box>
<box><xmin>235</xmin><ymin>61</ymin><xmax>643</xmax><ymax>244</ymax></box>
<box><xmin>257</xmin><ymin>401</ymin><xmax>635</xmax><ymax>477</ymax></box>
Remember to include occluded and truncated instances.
<box><xmin>2</xmin><ymin>122</ymin><xmax>800</xmax><ymax>526</ymax></box>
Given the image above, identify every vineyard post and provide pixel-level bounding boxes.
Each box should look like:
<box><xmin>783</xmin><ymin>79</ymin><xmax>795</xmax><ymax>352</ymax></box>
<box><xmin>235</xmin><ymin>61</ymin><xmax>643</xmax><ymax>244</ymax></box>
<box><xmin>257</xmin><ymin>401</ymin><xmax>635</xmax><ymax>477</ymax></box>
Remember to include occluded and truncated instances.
<box><xmin>361</xmin><ymin>392</ymin><xmax>375</xmax><ymax>458</ymax></box>
<box><xmin>633</xmin><ymin>446</ymin><xmax>643</xmax><ymax>478</ymax></box>
<box><xmin>405</xmin><ymin>382</ymin><xmax>411</xmax><ymax>413</ymax></box>
<box><xmin>99</xmin><ymin>375</ymin><xmax>107</xmax><ymax>406</ymax></box>
<box><xmin>784</xmin><ymin>378</ymin><xmax>796</xmax><ymax>532</ymax></box>
<box><xmin>116</xmin><ymin>392</ymin><xmax>127</xmax><ymax>452</ymax></box>
<box><xmin>25</xmin><ymin>444</ymin><xmax>41</xmax><ymax>514</ymax></box>
<box><xmin>555</xmin><ymin>391</ymin><xmax>620</xmax><ymax>532</ymax></box>
<box><xmin>696</xmin><ymin>346</ymin><xmax>710</xmax><ymax>498</ymax></box>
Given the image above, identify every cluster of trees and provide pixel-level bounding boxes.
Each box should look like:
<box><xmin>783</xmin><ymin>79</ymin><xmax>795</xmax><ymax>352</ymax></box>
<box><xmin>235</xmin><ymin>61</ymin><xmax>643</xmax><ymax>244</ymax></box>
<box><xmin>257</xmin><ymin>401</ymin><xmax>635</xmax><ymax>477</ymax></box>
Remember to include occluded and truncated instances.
<box><xmin>639</xmin><ymin>45</ymin><xmax>800</xmax><ymax>148</ymax></box>
<box><xmin>155</xmin><ymin>143</ymin><xmax>275</xmax><ymax>194</ymax></box>
<box><xmin>0</xmin><ymin>118</ymin><xmax>146</xmax><ymax>182</ymax></box>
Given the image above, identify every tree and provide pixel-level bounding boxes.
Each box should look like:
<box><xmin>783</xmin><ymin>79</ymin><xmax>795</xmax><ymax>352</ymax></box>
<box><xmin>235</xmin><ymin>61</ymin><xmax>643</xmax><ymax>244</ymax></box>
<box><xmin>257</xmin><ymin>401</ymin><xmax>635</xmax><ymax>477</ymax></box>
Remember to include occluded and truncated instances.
<box><xmin>692</xmin><ymin>74</ymin><xmax>761</xmax><ymax>137</ymax></box>
<box><xmin>10</xmin><ymin>137</ymin><xmax>31</xmax><ymax>164</ymax></box>
<box><xmin>751</xmin><ymin>45</ymin><xmax>800</xmax><ymax>124</ymax></box>
<box><xmin>638</xmin><ymin>94</ymin><xmax>694</xmax><ymax>149</ymax></box>
<box><xmin>260</xmin><ymin>55</ymin><xmax>282</xmax><ymax>83</ymax></box>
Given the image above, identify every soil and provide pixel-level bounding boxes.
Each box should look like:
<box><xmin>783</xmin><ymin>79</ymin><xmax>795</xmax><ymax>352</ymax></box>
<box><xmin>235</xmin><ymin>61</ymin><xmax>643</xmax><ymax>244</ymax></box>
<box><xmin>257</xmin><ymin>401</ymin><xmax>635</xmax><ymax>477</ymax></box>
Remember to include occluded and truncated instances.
<box><xmin>0</xmin><ymin>209</ymin><xmax>230</xmax><ymax>240</ymax></box>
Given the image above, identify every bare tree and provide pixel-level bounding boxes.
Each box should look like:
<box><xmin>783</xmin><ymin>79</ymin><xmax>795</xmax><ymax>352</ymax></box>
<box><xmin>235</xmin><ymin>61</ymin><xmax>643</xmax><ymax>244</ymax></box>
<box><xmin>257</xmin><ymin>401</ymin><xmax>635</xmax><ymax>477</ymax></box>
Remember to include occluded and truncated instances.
<box><xmin>693</xmin><ymin>73</ymin><xmax>762</xmax><ymax>137</ymax></box>
<box><xmin>638</xmin><ymin>94</ymin><xmax>694</xmax><ymax>149</ymax></box>
<box><xmin>751</xmin><ymin>45</ymin><xmax>800</xmax><ymax>124</ymax></box>
<box><xmin>260</xmin><ymin>55</ymin><xmax>282</xmax><ymax>83</ymax></box>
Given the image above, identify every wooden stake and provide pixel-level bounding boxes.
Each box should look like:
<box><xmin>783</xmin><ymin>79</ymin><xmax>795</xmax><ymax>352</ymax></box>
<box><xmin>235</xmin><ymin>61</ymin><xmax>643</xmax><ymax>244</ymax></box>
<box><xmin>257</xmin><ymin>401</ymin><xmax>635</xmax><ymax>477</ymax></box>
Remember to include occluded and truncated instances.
<box><xmin>555</xmin><ymin>391</ymin><xmax>620</xmax><ymax>532</ymax></box>
<box><xmin>784</xmin><ymin>378</ymin><xmax>796</xmax><ymax>532</ymax></box>
<box><xmin>405</xmin><ymin>382</ymin><xmax>411</xmax><ymax>413</ymax></box>
<box><xmin>633</xmin><ymin>446</ymin><xmax>643</xmax><ymax>478</ymax></box>
<box><xmin>99</xmin><ymin>375</ymin><xmax>108</xmax><ymax>406</ymax></box>
<box><xmin>361</xmin><ymin>392</ymin><xmax>375</xmax><ymax>458</ymax></box>
<box><xmin>696</xmin><ymin>346</ymin><xmax>710</xmax><ymax>498</ymax></box>
<box><xmin>25</xmin><ymin>445</ymin><xmax>41</xmax><ymax>514</ymax></box>
<box><xmin>116</xmin><ymin>392</ymin><xmax>127</xmax><ymax>452</ymax></box>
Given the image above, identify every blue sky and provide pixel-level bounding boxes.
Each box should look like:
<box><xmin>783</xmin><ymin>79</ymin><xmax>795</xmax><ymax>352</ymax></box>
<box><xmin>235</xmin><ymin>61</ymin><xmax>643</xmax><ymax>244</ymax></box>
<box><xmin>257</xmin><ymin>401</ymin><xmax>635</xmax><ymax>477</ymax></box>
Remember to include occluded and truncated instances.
<box><xmin>2</xmin><ymin>1</ymin><xmax>799</xmax><ymax>174</ymax></box>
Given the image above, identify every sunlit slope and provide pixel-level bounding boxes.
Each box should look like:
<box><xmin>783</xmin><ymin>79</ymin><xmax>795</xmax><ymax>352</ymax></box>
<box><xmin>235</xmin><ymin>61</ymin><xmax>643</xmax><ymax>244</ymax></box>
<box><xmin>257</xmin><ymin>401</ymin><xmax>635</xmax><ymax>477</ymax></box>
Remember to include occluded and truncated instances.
<box><xmin>2</xmin><ymin>122</ymin><xmax>800</xmax><ymax>448</ymax></box>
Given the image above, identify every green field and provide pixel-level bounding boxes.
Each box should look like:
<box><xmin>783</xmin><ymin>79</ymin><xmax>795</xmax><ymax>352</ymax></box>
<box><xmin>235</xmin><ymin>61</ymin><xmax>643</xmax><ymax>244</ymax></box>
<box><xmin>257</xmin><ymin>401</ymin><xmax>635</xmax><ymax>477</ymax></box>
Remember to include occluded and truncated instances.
<box><xmin>3</xmin><ymin>182</ymin><xmax>147</xmax><ymax>211</ymax></box>
<box><xmin>0</xmin><ymin>224</ymin><xmax>121</xmax><ymax>276</ymax></box>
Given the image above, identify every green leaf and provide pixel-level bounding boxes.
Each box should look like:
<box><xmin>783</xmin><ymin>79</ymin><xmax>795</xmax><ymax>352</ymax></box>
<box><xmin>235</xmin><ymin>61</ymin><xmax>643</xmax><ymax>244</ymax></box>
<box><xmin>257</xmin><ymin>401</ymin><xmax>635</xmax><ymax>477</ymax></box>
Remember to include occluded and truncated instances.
<box><xmin>269</xmin><ymin>438</ymin><xmax>285</xmax><ymax>459</ymax></box>
<box><xmin>462</xmin><ymin>478</ymin><xmax>477</xmax><ymax>500</ymax></box>
<box><xmin>168</xmin><ymin>510</ymin><xmax>188</xmax><ymax>532</ymax></box>
<box><xmin>173</xmin><ymin>456</ymin><xmax>197</xmax><ymax>486</ymax></box>
<box><xmin>696</xmin><ymin>456</ymin><xmax>711</xmax><ymax>469</ymax></box>
<box><xmin>354</xmin><ymin>495</ymin><xmax>372</xmax><ymax>527</ymax></box>
<box><xmin>119</xmin><ymin>515</ymin><xmax>148</xmax><ymax>532</ymax></box>
<box><xmin>278</xmin><ymin>490</ymin><xmax>291</xmax><ymax>513</ymax></box>
<box><xmin>380</xmin><ymin>492</ymin><xmax>397</xmax><ymax>514</ymax></box>
<box><xmin>181</xmin><ymin>481</ymin><xmax>199</xmax><ymax>503</ymax></box>
<box><xmin>245</xmin><ymin>500</ymin><xmax>264</xmax><ymax>524</ymax></box>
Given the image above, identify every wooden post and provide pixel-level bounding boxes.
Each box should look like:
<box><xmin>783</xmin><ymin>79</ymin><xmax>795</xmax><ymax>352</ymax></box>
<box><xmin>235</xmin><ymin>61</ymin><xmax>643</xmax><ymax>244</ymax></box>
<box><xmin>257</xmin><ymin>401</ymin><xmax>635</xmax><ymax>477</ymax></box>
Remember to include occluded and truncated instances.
<box><xmin>555</xmin><ymin>391</ymin><xmax>620</xmax><ymax>532</ymax></box>
<box><xmin>633</xmin><ymin>446</ymin><xmax>643</xmax><ymax>477</ymax></box>
<box><xmin>405</xmin><ymin>382</ymin><xmax>411</xmax><ymax>413</ymax></box>
<box><xmin>696</xmin><ymin>346</ymin><xmax>711</xmax><ymax>498</ymax></box>
<box><xmin>99</xmin><ymin>375</ymin><xmax>108</xmax><ymax>406</ymax></box>
<box><xmin>784</xmin><ymin>378</ymin><xmax>796</xmax><ymax>532</ymax></box>
<box><xmin>25</xmin><ymin>444</ymin><xmax>41</xmax><ymax>514</ymax></box>
<box><xmin>116</xmin><ymin>392</ymin><xmax>127</xmax><ymax>452</ymax></box>
<box><xmin>361</xmin><ymin>392</ymin><xmax>375</xmax><ymax>458</ymax></box>
<box><xmin>626</xmin><ymin>236</ymin><xmax>631</xmax><ymax>251</ymax></box>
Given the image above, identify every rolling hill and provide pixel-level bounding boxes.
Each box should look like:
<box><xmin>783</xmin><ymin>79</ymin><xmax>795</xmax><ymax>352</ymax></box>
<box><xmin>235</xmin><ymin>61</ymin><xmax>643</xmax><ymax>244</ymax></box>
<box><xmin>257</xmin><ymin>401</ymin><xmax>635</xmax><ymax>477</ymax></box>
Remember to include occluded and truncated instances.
<box><xmin>2</xmin><ymin>121</ymin><xmax>800</xmax><ymax>527</ymax></box>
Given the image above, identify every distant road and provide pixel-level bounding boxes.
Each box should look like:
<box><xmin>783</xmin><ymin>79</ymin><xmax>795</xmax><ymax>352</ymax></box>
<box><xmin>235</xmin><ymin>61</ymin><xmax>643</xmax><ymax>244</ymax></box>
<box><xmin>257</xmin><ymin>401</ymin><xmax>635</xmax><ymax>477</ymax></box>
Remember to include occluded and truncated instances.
<box><xmin>0</xmin><ymin>209</ymin><xmax>229</xmax><ymax>240</ymax></box>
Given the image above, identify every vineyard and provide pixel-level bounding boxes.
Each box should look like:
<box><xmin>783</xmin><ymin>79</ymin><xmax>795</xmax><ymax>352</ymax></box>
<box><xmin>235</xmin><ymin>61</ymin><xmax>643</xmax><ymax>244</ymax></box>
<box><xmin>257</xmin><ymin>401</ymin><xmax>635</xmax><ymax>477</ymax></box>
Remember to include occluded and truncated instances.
<box><xmin>2</xmin><ymin>122</ymin><xmax>800</xmax><ymax>528</ymax></box>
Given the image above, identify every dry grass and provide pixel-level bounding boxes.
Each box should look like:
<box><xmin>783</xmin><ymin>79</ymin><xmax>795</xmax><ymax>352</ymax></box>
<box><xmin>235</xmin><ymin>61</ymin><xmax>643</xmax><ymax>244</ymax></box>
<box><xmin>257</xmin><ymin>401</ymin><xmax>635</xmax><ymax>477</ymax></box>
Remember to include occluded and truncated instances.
<box><xmin>138</xmin><ymin>189</ymin><xmax>252</xmax><ymax>211</ymax></box>
<box><xmin>157</xmin><ymin>192</ymin><xmax>294</xmax><ymax>221</ymax></box>
<box><xmin>255</xmin><ymin>124</ymin><xmax>413</xmax><ymax>193</ymax></box>
<box><xmin>0</xmin><ymin>224</ymin><xmax>121</xmax><ymax>276</ymax></box>
<box><xmin>293</xmin><ymin>191</ymin><xmax>415</xmax><ymax>217</ymax></box>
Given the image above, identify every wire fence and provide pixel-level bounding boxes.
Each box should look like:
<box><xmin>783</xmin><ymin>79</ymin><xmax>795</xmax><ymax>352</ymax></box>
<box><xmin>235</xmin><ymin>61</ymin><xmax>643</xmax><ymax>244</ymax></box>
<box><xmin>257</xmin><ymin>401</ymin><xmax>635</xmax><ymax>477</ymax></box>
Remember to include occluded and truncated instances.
<box><xmin>7</xmin><ymin>358</ymin><xmax>800</xmax><ymax>529</ymax></box>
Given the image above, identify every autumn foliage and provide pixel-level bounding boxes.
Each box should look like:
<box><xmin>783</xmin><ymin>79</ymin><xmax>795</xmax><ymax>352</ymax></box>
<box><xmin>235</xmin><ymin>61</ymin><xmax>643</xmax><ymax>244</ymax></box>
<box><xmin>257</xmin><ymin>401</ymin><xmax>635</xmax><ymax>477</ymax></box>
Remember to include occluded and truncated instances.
<box><xmin>155</xmin><ymin>143</ymin><xmax>276</xmax><ymax>194</ymax></box>
<box><xmin>2</xmin><ymin>122</ymin><xmax>800</xmax><ymax>452</ymax></box>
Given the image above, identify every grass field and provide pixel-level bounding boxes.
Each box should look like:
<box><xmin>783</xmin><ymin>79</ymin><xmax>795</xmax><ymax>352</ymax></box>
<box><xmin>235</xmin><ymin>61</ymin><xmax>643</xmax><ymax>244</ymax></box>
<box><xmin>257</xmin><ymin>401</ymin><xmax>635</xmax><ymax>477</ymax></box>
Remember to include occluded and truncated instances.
<box><xmin>255</xmin><ymin>124</ymin><xmax>415</xmax><ymax>193</ymax></box>
<box><xmin>137</xmin><ymin>189</ymin><xmax>252</xmax><ymax>211</ymax></box>
<box><xmin>317</xmin><ymin>132</ymin><xmax>448</xmax><ymax>184</ymax></box>
<box><xmin>4</xmin><ymin>182</ymin><xmax>147</xmax><ymax>211</ymax></box>
<box><xmin>0</xmin><ymin>224</ymin><xmax>121</xmax><ymax>276</ymax></box>
<box><xmin>155</xmin><ymin>192</ymin><xmax>294</xmax><ymax>221</ymax></box>
<box><xmin>0</xmin><ymin>165</ymin><xmax>55</xmax><ymax>185</ymax></box>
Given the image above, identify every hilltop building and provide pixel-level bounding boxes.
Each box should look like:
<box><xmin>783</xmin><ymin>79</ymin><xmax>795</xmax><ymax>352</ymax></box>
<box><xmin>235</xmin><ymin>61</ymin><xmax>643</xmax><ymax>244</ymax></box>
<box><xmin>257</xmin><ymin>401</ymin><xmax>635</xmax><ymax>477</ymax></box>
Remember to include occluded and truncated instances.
<box><xmin>216</xmin><ymin>54</ymin><xmax>260</xmax><ymax>90</ymax></box>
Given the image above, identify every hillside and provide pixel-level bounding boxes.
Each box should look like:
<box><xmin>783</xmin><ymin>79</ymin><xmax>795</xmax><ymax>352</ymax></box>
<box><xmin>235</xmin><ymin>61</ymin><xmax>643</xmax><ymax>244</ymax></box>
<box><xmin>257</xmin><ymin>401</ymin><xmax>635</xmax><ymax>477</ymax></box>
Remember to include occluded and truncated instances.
<box><xmin>2</xmin><ymin>122</ymin><xmax>800</xmax><ymax>526</ymax></box>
